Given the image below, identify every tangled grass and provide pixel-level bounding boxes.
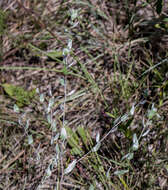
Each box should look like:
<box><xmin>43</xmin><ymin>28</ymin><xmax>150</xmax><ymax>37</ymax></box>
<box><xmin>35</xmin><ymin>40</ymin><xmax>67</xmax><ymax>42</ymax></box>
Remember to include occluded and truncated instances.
<box><xmin>0</xmin><ymin>0</ymin><xmax>168</xmax><ymax>189</ymax></box>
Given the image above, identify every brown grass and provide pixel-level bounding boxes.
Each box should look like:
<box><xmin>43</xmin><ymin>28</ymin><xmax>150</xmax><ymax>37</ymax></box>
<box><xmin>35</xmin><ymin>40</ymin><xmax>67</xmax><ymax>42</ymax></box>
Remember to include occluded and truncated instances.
<box><xmin>0</xmin><ymin>0</ymin><xmax>168</xmax><ymax>189</ymax></box>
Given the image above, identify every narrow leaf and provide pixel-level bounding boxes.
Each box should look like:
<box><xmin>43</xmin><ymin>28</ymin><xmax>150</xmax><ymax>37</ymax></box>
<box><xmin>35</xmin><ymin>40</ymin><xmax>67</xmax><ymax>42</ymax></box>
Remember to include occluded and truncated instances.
<box><xmin>89</xmin><ymin>184</ymin><xmax>95</xmax><ymax>190</ymax></box>
<box><xmin>92</xmin><ymin>142</ymin><xmax>101</xmax><ymax>152</ymax></box>
<box><xmin>28</xmin><ymin>135</ymin><xmax>33</xmax><ymax>145</ymax></box>
<box><xmin>61</xmin><ymin>127</ymin><xmax>67</xmax><ymax>140</ymax></box>
<box><xmin>64</xmin><ymin>160</ymin><xmax>77</xmax><ymax>174</ymax></box>
<box><xmin>142</xmin><ymin>129</ymin><xmax>150</xmax><ymax>137</ymax></box>
<box><xmin>96</xmin><ymin>132</ymin><xmax>100</xmax><ymax>143</ymax></box>
<box><xmin>40</xmin><ymin>93</ymin><xmax>45</xmax><ymax>103</ymax></box>
<box><xmin>13</xmin><ymin>104</ymin><xmax>20</xmax><ymax>113</ymax></box>
<box><xmin>130</xmin><ymin>103</ymin><xmax>135</xmax><ymax>115</ymax></box>
<box><xmin>132</xmin><ymin>133</ymin><xmax>139</xmax><ymax>151</ymax></box>
<box><xmin>114</xmin><ymin>170</ymin><xmax>129</xmax><ymax>176</ymax></box>
<box><xmin>46</xmin><ymin>166</ymin><xmax>52</xmax><ymax>177</ymax></box>
<box><xmin>122</xmin><ymin>152</ymin><xmax>134</xmax><ymax>160</ymax></box>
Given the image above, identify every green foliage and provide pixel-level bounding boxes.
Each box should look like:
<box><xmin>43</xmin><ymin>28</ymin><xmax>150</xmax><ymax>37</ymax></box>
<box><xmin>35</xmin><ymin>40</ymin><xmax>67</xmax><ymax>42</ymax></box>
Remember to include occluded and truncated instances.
<box><xmin>1</xmin><ymin>1</ymin><xmax>167</xmax><ymax>189</ymax></box>
<box><xmin>0</xmin><ymin>9</ymin><xmax>6</xmax><ymax>36</ymax></box>
<box><xmin>77</xmin><ymin>126</ymin><xmax>91</xmax><ymax>148</ymax></box>
<box><xmin>154</xmin><ymin>17</ymin><xmax>168</xmax><ymax>31</ymax></box>
<box><xmin>155</xmin><ymin>0</ymin><xmax>163</xmax><ymax>14</ymax></box>
<box><xmin>2</xmin><ymin>83</ymin><xmax>36</xmax><ymax>107</ymax></box>
<box><xmin>118</xmin><ymin>118</ymin><xmax>134</xmax><ymax>139</ymax></box>
<box><xmin>65</xmin><ymin>126</ymin><xmax>83</xmax><ymax>155</ymax></box>
<box><xmin>66</xmin><ymin>126</ymin><xmax>91</xmax><ymax>156</ymax></box>
<box><xmin>29</xmin><ymin>43</ymin><xmax>65</xmax><ymax>60</ymax></box>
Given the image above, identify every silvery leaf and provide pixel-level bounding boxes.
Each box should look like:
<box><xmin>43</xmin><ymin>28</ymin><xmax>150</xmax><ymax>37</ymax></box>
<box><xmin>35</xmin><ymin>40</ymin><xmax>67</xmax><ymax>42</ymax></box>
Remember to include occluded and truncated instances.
<box><xmin>13</xmin><ymin>104</ymin><xmax>19</xmax><ymax>113</ymax></box>
<box><xmin>64</xmin><ymin>160</ymin><xmax>77</xmax><ymax>174</ymax></box>
<box><xmin>96</xmin><ymin>132</ymin><xmax>100</xmax><ymax>143</ymax></box>
<box><xmin>46</xmin><ymin>166</ymin><xmax>52</xmax><ymax>177</ymax></box>
<box><xmin>122</xmin><ymin>152</ymin><xmax>134</xmax><ymax>160</ymax></box>
<box><xmin>68</xmin><ymin>39</ymin><xmax>72</xmax><ymax>50</ymax></box>
<box><xmin>89</xmin><ymin>184</ymin><xmax>95</xmax><ymax>190</ymax></box>
<box><xmin>40</xmin><ymin>93</ymin><xmax>45</xmax><ymax>103</ymax></box>
<box><xmin>114</xmin><ymin>170</ymin><xmax>129</xmax><ymax>176</ymax></box>
<box><xmin>61</xmin><ymin>127</ymin><xmax>67</xmax><ymax>140</ymax></box>
<box><xmin>132</xmin><ymin>133</ymin><xmax>139</xmax><ymax>151</ymax></box>
<box><xmin>92</xmin><ymin>142</ymin><xmax>101</xmax><ymax>152</ymax></box>
<box><xmin>142</xmin><ymin>129</ymin><xmax>150</xmax><ymax>137</ymax></box>
<box><xmin>121</xmin><ymin>113</ymin><xmax>129</xmax><ymax>122</ymax></box>
<box><xmin>130</xmin><ymin>103</ymin><xmax>135</xmax><ymax>115</ymax></box>
<box><xmin>28</xmin><ymin>135</ymin><xmax>33</xmax><ymax>145</ymax></box>
<box><xmin>49</xmin><ymin>97</ymin><xmax>55</xmax><ymax>108</ymax></box>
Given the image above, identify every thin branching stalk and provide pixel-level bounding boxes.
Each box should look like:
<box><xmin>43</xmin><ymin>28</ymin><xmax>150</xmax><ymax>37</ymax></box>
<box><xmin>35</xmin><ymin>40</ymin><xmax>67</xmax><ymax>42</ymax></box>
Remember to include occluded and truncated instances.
<box><xmin>60</xmin><ymin>54</ymin><xmax>68</xmax><ymax>190</ymax></box>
